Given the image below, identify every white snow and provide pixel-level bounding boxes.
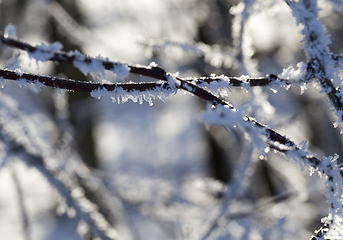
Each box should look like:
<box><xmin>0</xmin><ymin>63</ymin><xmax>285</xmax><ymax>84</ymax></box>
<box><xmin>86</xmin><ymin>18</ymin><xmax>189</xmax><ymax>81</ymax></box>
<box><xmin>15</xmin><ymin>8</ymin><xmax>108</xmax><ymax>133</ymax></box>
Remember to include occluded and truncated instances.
<box><xmin>200</xmin><ymin>104</ymin><xmax>267</xmax><ymax>151</ymax></box>
<box><xmin>0</xmin><ymin>77</ymin><xmax>4</xmax><ymax>89</ymax></box>
<box><xmin>28</xmin><ymin>42</ymin><xmax>63</xmax><ymax>62</ymax></box>
<box><xmin>72</xmin><ymin>50</ymin><xmax>130</xmax><ymax>79</ymax></box>
<box><xmin>4</xmin><ymin>24</ymin><xmax>17</xmax><ymax>38</ymax></box>
<box><xmin>166</xmin><ymin>74</ymin><xmax>180</xmax><ymax>89</ymax></box>
<box><xmin>278</xmin><ymin>62</ymin><xmax>307</xmax><ymax>92</ymax></box>
<box><xmin>112</xmin><ymin>64</ymin><xmax>130</xmax><ymax>80</ymax></box>
<box><xmin>72</xmin><ymin>50</ymin><xmax>104</xmax><ymax>76</ymax></box>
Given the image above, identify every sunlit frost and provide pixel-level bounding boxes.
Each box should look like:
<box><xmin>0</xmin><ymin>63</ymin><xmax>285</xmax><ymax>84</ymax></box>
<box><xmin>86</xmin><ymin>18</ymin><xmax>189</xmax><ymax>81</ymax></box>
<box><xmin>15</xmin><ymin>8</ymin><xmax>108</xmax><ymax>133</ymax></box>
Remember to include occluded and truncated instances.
<box><xmin>0</xmin><ymin>77</ymin><xmax>4</xmax><ymax>88</ymax></box>
<box><xmin>4</xmin><ymin>24</ymin><xmax>17</xmax><ymax>38</ymax></box>
<box><xmin>90</xmin><ymin>82</ymin><xmax>177</xmax><ymax>106</ymax></box>
<box><xmin>28</xmin><ymin>42</ymin><xmax>63</xmax><ymax>62</ymax></box>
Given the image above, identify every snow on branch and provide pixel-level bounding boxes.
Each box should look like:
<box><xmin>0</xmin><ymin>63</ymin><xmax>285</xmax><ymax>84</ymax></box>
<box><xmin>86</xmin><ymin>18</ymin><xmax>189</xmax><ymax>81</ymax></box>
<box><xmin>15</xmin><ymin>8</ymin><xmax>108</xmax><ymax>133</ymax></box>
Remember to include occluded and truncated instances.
<box><xmin>201</xmin><ymin>104</ymin><xmax>343</xmax><ymax>239</ymax></box>
<box><xmin>0</xmin><ymin>68</ymin><xmax>176</xmax><ymax>105</ymax></box>
<box><xmin>186</xmin><ymin>62</ymin><xmax>314</xmax><ymax>95</ymax></box>
<box><xmin>0</xmin><ymin>33</ymin><xmax>316</xmax><ymax>91</ymax></box>
<box><xmin>0</xmin><ymin>33</ymin><xmax>130</xmax><ymax>78</ymax></box>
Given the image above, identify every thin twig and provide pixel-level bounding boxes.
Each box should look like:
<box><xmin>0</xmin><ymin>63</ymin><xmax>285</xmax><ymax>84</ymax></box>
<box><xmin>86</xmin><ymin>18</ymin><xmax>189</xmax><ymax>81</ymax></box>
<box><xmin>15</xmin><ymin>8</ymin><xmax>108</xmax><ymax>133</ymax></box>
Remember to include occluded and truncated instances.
<box><xmin>10</xmin><ymin>166</ymin><xmax>31</xmax><ymax>240</ymax></box>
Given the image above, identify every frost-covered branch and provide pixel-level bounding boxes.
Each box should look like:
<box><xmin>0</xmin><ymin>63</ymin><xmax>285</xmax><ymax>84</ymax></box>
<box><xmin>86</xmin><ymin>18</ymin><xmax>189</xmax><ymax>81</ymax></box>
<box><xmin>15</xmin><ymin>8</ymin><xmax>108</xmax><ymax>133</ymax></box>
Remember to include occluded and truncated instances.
<box><xmin>285</xmin><ymin>0</ymin><xmax>343</xmax><ymax>124</ymax></box>
<box><xmin>0</xmin><ymin>33</ymin><xmax>165</xmax><ymax>80</ymax></box>
<box><xmin>0</xmin><ymin>68</ymin><xmax>170</xmax><ymax>93</ymax></box>
<box><xmin>0</xmin><ymin>35</ymin><xmax>330</xmax><ymax>179</ymax></box>
<box><xmin>0</xmin><ymin>33</ymin><xmax>316</xmax><ymax>90</ymax></box>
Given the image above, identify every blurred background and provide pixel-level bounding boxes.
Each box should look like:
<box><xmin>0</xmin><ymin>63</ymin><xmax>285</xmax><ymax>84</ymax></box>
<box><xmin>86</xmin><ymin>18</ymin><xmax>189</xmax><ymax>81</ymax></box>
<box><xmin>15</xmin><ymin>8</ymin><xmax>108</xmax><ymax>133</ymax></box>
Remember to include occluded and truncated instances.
<box><xmin>0</xmin><ymin>0</ymin><xmax>343</xmax><ymax>239</ymax></box>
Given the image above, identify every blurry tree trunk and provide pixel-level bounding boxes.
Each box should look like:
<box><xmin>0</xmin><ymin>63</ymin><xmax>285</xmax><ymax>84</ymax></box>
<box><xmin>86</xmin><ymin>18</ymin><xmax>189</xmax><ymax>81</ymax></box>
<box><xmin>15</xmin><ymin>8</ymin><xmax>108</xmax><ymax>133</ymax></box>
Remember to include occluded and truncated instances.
<box><xmin>49</xmin><ymin>0</ymin><xmax>98</xmax><ymax>169</ymax></box>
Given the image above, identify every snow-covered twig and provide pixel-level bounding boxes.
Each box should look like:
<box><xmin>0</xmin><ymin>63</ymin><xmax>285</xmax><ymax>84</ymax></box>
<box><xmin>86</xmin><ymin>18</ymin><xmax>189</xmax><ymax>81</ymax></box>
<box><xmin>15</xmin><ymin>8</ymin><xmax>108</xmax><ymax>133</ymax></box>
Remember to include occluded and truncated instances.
<box><xmin>0</xmin><ymin>33</ymin><xmax>163</xmax><ymax>81</ymax></box>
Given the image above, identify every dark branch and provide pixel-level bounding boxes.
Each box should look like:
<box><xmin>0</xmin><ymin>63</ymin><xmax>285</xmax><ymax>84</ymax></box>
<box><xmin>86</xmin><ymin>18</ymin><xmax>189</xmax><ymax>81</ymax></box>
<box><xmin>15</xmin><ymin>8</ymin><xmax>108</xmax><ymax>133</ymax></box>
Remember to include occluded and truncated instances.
<box><xmin>315</xmin><ymin>58</ymin><xmax>343</xmax><ymax>116</ymax></box>
<box><xmin>0</xmin><ymin>34</ymin><xmax>169</xmax><ymax>81</ymax></box>
<box><xmin>0</xmin><ymin>69</ymin><xmax>169</xmax><ymax>92</ymax></box>
<box><xmin>188</xmin><ymin>74</ymin><xmax>290</xmax><ymax>87</ymax></box>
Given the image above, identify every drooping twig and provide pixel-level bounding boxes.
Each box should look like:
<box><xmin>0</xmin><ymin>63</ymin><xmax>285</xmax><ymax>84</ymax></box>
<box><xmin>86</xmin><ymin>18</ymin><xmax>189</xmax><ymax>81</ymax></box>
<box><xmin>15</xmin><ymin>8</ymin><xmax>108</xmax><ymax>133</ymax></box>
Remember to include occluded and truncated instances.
<box><xmin>0</xmin><ymin>123</ymin><xmax>120</xmax><ymax>240</ymax></box>
<box><xmin>282</xmin><ymin>2</ymin><xmax>343</xmax><ymax>237</ymax></box>
<box><xmin>10</xmin><ymin>166</ymin><xmax>31</xmax><ymax>240</ymax></box>
<box><xmin>0</xmin><ymin>67</ymin><xmax>297</xmax><ymax>149</ymax></box>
